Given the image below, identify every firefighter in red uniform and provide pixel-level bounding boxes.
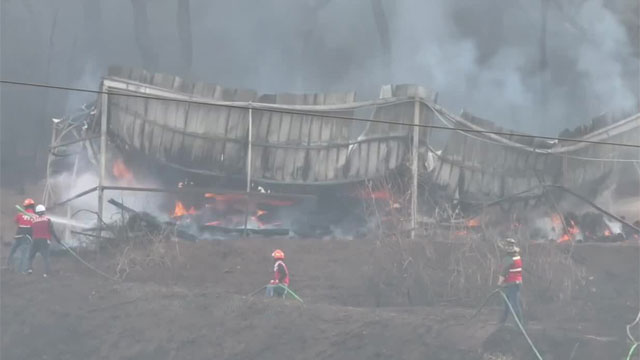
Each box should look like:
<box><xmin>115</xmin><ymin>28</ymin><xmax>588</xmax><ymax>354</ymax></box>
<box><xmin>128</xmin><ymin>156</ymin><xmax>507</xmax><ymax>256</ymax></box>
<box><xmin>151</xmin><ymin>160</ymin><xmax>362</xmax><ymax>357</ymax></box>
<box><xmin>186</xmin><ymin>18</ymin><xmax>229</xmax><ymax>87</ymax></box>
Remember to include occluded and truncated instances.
<box><xmin>26</xmin><ymin>205</ymin><xmax>61</xmax><ymax>277</ymax></box>
<box><xmin>498</xmin><ymin>238</ymin><xmax>524</xmax><ymax>325</ymax></box>
<box><xmin>266</xmin><ymin>249</ymin><xmax>290</xmax><ymax>298</ymax></box>
<box><xmin>6</xmin><ymin>198</ymin><xmax>36</xmax><ymax>272</ymax></box>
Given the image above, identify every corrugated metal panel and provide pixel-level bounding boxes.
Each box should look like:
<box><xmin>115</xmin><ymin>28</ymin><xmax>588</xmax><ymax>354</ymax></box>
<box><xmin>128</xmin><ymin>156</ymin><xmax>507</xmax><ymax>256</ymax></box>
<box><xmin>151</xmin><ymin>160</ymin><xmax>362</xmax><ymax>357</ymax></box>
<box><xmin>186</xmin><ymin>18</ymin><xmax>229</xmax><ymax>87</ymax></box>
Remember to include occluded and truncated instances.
<box><xmin>106</xmin><ymin>67</ymin><xmax>258</xmax><ymax>176</ymax></box>
<box><xmin>103</xmin><ymin>67</ymin><xmax>426</xmax><ymax>184</ymax></box>
<box><xmin>103</xmin><ymin>67</ymin><xmax>639</xmax><ymax>192</ymax></box>
<box><xmin>428</xmin><ymin>110</ymin><xmax>640</xmax><ymax>202</ymax></box>
<box><xmin>251</xmin><ymin>91</ymin><xmax>356</xmax><ymax>183</ymax></box>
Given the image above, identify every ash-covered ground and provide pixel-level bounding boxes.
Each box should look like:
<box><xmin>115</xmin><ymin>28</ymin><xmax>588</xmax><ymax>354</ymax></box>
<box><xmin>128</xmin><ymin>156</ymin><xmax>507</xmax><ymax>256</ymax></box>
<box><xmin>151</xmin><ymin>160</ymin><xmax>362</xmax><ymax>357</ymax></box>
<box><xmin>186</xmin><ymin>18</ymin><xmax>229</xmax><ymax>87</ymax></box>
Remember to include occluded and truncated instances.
<box><xmin>2</xmin><ymin>189</ymin><xmax>639</xmax><ymax>360</ymax></box>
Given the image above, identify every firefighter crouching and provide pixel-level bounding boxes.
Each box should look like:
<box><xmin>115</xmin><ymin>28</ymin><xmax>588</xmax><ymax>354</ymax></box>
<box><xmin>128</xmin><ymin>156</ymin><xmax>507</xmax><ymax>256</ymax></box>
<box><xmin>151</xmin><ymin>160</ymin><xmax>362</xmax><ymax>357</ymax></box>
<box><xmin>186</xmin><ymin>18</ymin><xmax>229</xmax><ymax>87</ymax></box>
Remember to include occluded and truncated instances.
<box><xmin>6</xmin><ymin>198</ymin><xmax>36</xmax><ymax>272</ymax></box>
<box><xmin>266</xmin><ymin>249</ymin><xmax>290</xmax><ymax>298</ymax></box>
<box><xmin>498</xmin><ymin>238</ymin><xmax>524</xmax><ymax>325</ymax></box>
<box><xmin>26</xmin><ymin>205</ymin><xmax>61</xmax><ymax>277</ymax></box>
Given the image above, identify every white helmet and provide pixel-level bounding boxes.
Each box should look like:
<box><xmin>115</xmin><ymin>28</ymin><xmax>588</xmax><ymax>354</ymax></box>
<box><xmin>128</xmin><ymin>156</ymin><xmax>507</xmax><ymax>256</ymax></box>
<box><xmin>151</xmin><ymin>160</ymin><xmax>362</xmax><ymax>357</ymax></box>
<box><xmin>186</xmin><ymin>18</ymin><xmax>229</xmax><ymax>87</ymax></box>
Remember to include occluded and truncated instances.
<box><xmin>499</xmin><ymin>237</ymin><xmax>517</xmax><ymax>251</ymax></box>
<box><xmin>35</xmin><ymin>204</ymin><xmax>46</xmax><ymax>214</ymax></box>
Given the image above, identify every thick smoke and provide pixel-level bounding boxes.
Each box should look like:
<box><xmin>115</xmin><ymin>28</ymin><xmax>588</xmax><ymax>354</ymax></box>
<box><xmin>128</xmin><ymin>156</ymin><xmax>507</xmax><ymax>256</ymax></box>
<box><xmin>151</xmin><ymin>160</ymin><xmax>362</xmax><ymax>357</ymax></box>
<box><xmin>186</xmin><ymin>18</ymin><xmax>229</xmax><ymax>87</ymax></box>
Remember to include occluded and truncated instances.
<box><xmin>387</xmin><ymin>0</ymin><xmax>638</xmax><ymax>133</ymax></box>
<box><xmin>1</xmin><ymin>0</ymin><xmax>638</xmax><ymax>185</ymax></box>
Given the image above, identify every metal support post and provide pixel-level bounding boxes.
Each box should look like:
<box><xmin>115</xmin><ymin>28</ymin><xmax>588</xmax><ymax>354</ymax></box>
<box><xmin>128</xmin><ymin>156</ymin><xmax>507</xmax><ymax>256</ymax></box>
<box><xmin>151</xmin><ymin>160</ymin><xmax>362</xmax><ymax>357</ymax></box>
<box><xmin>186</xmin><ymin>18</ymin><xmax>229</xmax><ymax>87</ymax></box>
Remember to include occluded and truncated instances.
<box><xmin>65</xmin><ymin>154</ymin><xmax>80</xmax><ymax>241</ymax></box>
<box><xmin>243</xmin><ymin>105</ymin><xmax>253</xmax><ymax>236</ymax></box>
<box><xmin>411</xmin><ymin>98</ymin><xmax>420</xmax><ymax>239</ymax></box>
<box><xmin>43</xmin><ymin>124</ymin><xmax>58</xmax><ymax>206</ymax></box>
<box><xmin>98</xmin><ymin>86</ymin><xmax>108</xmax><ymax>239</ymax></box>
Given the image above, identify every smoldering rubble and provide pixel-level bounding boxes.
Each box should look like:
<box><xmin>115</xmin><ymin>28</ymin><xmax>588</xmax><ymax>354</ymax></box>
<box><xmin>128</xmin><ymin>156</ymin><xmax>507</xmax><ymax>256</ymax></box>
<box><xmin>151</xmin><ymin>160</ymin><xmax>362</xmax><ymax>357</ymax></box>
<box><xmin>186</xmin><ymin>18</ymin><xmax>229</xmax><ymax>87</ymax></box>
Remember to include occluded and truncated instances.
<box><xmin>44</xmin><ymin>66</ymin><xmax>640</xmax><ymax>242</ymax></box>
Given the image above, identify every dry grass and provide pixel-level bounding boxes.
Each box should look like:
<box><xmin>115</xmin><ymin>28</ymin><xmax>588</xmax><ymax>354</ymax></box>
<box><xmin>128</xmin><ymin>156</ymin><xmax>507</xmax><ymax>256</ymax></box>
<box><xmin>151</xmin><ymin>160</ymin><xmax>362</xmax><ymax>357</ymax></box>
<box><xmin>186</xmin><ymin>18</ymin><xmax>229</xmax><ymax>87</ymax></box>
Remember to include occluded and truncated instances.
<box><xmin>114</xmin><ymin>228</ymin><xmax>180</xmax><ymax>280</ymax></box>
<box><xmin>362</xmin><ymin>182</ymin><xmax>588</xmax><ymax>308</ymax></box>
<box><xmin>99</xmin><ymin>207</ymin><xmax>183</xmax><ymax>280</ymax></box>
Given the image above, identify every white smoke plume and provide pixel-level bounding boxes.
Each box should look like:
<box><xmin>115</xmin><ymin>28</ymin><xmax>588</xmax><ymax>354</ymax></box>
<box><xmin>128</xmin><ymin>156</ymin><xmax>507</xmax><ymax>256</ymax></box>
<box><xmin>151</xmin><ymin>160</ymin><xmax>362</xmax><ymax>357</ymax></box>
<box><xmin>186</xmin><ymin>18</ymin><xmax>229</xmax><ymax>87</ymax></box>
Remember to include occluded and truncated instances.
<box><xmin>2</xmin><ymin>0</ymin><xmax>638</xmax><ymax>186</ymax></box>
<box><xmin>50</xmin><ymin>166</ymin><xmax>167</xmax><ymax>228</ymax></box>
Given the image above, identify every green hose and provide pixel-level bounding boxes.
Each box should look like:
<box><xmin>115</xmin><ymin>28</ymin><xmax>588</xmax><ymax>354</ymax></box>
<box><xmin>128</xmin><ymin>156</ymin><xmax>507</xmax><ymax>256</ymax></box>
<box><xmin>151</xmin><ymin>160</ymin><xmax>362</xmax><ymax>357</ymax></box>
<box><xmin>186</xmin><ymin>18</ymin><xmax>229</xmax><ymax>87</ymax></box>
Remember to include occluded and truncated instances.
<box><xmin>278</xmin><ymin>284</ymin><xmax>304</xmax><ymax>304</ymax></box>
<box><xmin>250</xmin><ymin>284</ymin><xmax>304</xmax><ymax>304</ymax></box>
<box><xmin>467</xmin><ymin>288</ymin><xmax>502</xmax><ymax>322</ymax></box>
<box><xmin>496</xmin><ymin>289</ymin><xmax>544</xmax><ymax>360</ymax></box>
<box><xmin>627</xmin><ymin>343</ymin><xmax>637</xmax><ymax>360</ymax></box>
<box><xmin>626</xmin><ymin>311</ymin><xmax>640</xmax><ymax>360</ymax></box>
<box><xmin>15</xmin><ymin>205</ymin><xmax>34</xmax><ymax>217</ymax></box>
<box><xmin>468</xmin><ymin>288</ymin><xmax>543</xmax><ymax>360</ymax></box>
<box><xmin>248</xmin><ymin>285</ymin><xmax>267</xmax><ymax>297</ymax></box>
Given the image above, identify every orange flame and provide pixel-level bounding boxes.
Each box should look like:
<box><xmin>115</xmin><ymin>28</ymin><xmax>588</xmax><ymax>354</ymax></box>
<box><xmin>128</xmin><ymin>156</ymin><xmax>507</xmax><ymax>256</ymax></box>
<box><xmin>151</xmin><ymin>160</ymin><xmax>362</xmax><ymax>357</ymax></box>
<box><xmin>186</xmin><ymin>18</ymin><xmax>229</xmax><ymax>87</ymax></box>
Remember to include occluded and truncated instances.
<box><xmin>557</xmin><ymin>219</ymin><xmax>580</xmax><ymax>243</ymax></box>
<box><xmin>568</xmin><ymin>220</ymin><xmax>580</xmax><ymax>234</ymax></box>
<box><xmin>249</xmin><ymin>209</ymin><xmax>270</xmax><ymax>227</ymax></box>
<box><xmin>112</xmin><ymin>159</ymin><xmax>134</xmax><ymax>184</ymax></box>
<box><xmin>204</xmin><ymin>193</ymin><xmax>245</xmax><ymax>202</ymax></box>
<box><xmin>172</xmin><ymin>201</ymin><xmax>196</xmax><ymax>218</ymax></box>
<box><xmin>357</xmin><ymin>190</ymin><xmax>392</xmax><ymax>200</ymax></box>
<box><xmin>205</xmin><ymin>193</ymin><xmax>294</xmax><ymax>207</ymax></box>
<box><xmin>604</xmin><ymin>229</ymin><xmax>612</xmax><ymax>237</ymax></box>
<box><xmin>466</xmin><ymin>218</ymin><xmax>480</xmax><ymax>227</ymax></box>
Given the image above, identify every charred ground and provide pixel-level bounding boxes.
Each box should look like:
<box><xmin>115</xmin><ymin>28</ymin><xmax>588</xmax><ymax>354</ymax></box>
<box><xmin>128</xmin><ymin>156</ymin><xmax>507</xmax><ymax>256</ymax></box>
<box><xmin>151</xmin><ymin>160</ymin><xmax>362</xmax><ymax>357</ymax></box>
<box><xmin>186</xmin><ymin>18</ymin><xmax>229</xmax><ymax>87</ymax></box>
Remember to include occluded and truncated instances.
<box><xmin>2</xmin><ymin>217</ymin><xmax>638</xmax><ymax>360</ymax></box>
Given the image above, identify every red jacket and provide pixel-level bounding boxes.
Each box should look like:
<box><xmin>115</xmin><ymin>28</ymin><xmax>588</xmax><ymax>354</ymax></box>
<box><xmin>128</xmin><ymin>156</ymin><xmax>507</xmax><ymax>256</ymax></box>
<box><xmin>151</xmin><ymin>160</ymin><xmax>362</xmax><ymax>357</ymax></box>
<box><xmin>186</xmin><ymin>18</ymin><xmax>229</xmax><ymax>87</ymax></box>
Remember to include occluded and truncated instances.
<box><xmin>504</xmin><ymin>255</ymin><xmax>523</xmax><ymax>284</ymax></box>
<box><xmin>272</xmin><ymin>260</ymin><xmax>290</xmax><ymax>286</ymax></box>
<box><xmin>15</xmin><ymin>209</ymin><xmax>34</xmax><ymax>236</ymax></box>
<box><xmin>31</xmin><ymin>215</ymin><xmax>59</xmax><ymax>242</ymax></box>
<box><xmin>15</xmin><ymin>209</ymin><xmax>34</xmax><ymax>228</ymax></box>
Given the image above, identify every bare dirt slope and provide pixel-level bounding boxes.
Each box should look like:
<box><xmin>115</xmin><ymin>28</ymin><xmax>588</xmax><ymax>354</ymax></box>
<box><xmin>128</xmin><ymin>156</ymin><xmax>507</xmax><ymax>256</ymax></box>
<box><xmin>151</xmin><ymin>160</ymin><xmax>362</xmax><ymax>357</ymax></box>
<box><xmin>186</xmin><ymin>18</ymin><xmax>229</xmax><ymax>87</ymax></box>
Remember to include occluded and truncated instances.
<box><xmin>0</xmin><ymin>241</ymin><xmax>480</xmax><ymax>360</ymax></box>
<box><xmin>1</xmin><ymin>275</ymin><xmax>477</xmax><ymax>360</ymax></box>
<box><xmin>1</xmin><ymin>237</ymin><xmax>635</xmax><ymax>360</ymax></box>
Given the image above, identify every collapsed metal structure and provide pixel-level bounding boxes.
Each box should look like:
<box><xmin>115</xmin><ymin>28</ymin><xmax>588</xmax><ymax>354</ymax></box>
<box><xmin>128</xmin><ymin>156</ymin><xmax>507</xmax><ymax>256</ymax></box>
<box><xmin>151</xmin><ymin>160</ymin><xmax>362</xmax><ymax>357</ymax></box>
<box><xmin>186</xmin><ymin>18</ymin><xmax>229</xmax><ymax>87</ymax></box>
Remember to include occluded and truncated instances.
<box><xmin>45</xmin><ymin>66</ymin><xmax>640</xmax><ymax>239</ymax></box>
<box><xmin>428</xmin><ymin>109</ymin><xmax>640</xmax><ymax>203</ymax></box>
<box><xmin>101</xmin><ymin>66</ymin><xmax>438</xmax><ymax>184</ymax></box>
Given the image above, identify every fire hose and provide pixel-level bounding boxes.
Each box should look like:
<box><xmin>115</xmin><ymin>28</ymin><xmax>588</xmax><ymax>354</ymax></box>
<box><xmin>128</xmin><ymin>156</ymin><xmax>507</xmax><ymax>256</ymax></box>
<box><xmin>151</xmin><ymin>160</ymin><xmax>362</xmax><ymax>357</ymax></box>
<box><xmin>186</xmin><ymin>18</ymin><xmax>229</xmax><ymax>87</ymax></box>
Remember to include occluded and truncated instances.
<box><xmin>56</xmin><ymin>241</ymin><xmax>119</xmax><ymax>281</ymax></box>
<box><xmin>15</xmin><ymin>205</ymin><xmax>119</xmax><ymax>282</ymax></box>
<box><xmin>247</xmin><ymin>284</ymin><xmax>304</xmax><ymax>304</ymax></box>
<box><xmin>278</xmin><ymin>284</ymin><xmax>304</xmax><ymax>303</ymax></box>
<box><xmin>627</xmin><ymin>343</ymin><xmax>637</xmax><ymax>360</ymax></box>
<box><xmin>248</xmin><ymin>285</ymin><xmax>268</xmax><ymax>297</ymax></box>
<box><xmin>626</xmin><ymin>311</ymin><xmax>640</xmax><ymax>360</ymax></box>
<box><xmin>467</xmin><ymin>288</ymin><xmax>544</xmax><ymax>360</ymax></box>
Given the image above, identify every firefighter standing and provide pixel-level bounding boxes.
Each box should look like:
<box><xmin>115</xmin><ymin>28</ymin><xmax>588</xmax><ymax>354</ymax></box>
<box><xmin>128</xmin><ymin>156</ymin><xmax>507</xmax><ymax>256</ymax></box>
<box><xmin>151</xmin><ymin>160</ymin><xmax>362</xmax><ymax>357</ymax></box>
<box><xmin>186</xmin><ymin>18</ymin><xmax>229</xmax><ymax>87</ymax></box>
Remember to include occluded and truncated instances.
<box><xmin>26</xmin><ymin>205</ymin><xmax>61</xmax><ymax>277</ymax></box>
<box><xmin>6</xmin><ymin>198</ymin><xmax>36</xmax><ymax>272</ymax></box>
<box><xmin>266</xmin><ymin>249</ymin><xmax>290</xmax><ymax>298</ymax></box>
<box><xmin>498</xmin><ymin>238</ymin><xmax>524</xmax><ymax>325</ymax></box>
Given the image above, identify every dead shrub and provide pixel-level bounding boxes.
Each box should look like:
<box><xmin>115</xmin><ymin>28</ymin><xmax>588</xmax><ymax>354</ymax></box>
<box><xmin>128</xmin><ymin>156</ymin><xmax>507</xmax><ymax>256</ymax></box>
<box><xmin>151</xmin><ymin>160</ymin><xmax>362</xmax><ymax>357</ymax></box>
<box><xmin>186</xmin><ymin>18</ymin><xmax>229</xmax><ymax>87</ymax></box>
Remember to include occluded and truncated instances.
<box><xmin>366</xmin><ymin>232</ymin><xmax>435</xmax><ymax>306</ymax></box>
<box><xmin>366</xmin><ymin>224</ymin><xmax>587</xmax><ymax>309</ymax></box>
<box><xmin>114</xmin><ymin>225</ymin><xmax>181</xmax><ymax>280</ymax></box>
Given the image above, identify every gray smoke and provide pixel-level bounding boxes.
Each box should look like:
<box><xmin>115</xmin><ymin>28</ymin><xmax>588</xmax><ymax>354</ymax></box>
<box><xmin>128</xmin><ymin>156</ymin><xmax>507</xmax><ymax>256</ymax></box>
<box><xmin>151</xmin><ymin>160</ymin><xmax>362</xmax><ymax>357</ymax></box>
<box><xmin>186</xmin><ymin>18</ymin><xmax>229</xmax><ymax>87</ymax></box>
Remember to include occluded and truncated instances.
<box><xmin>386</xmin><ymin>0</ymin><xmax>638</xmax><ymax>133</ymax></box>
<box><xmin>1</xmin><ymin>0</ymin><xmax>638</xmax><ymax>185</ymax></box>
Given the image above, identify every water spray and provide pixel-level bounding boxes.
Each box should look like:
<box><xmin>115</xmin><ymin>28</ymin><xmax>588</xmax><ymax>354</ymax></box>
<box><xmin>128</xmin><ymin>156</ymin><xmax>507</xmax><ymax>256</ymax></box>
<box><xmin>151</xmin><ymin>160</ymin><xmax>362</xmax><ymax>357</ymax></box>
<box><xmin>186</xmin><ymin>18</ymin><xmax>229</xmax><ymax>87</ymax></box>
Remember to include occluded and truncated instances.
<box><xmin>16</xmin><ymin>205</ymin><xmax>93</xmax><ymax>229</ymax></box>
<box><xmin>15</xmin><ymin>204</ymin><xmax>118</xmax><ymax>281</ymax></box>
<box><xmin>47</xmin><ymin>215</ymin><xmax>93</xmax><ymax>229</ymax></box>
